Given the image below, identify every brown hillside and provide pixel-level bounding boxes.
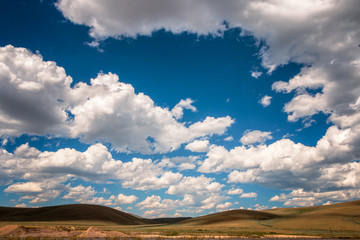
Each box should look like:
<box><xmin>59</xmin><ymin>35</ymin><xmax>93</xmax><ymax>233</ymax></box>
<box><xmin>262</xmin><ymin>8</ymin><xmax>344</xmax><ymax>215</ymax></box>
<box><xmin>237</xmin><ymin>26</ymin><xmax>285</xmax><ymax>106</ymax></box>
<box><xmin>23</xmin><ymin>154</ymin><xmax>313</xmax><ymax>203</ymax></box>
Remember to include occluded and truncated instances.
<box><xmin>180</xmin><ymin>209</ymin><xmax>279</xmax><ymax>225</ymax></box>
<box><xmin>262</xmin><ymin>200</ymin><xmax>360</xmax><ymax>232</ymax></box>
<box><xmin>0</xmin><ymin>204</ymin><xmax>146</xmax><ymax>225</ymax></box>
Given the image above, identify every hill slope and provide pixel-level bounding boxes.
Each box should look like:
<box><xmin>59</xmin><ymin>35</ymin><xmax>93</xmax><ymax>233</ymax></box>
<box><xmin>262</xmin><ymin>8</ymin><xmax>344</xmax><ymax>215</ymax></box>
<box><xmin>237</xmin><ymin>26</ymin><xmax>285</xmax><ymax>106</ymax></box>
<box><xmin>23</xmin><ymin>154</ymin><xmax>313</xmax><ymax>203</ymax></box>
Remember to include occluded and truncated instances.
<box><xmin>0</xmin><ymin>204</ymin><xmax>146</xmax><ymax>225</ymax></box>
<box><xmin>176</xmin><ymin>200</ymin><xmax>360</xmax><ymax>237</ymax></box>
<box><xmin>262</xmin><ymin>200</ymin><xmax>360</xmax><ymax>231</ymax></box>
<box><xmin>180</xmin><ymin>209</ymin><xmax>279</xmax><ymax>225</ymax></box>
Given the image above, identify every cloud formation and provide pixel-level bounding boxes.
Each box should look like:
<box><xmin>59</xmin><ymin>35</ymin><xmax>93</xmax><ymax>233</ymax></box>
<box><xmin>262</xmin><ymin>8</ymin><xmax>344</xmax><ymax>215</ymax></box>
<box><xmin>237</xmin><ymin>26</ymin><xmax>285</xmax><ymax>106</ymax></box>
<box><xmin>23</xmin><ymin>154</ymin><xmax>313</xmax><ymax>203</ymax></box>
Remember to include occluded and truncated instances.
<box><xmin>0</xmin><ymin>143</ymin><xmax>183</xmax><ymax>202</ymax></box>
<box><xmin>185</xmin><ymin>140</ymin><xmax>210</xmax><ymax>152</ymax></box>
<box><xmin>0</xmin><ymin>45</ymin><xmax>233</xmax><ymax>154</ymax></box>
<box><xmin>259</xmin><ymin>95</ymin><xmax>272</xmax><ymax>107</ymax></box>
<box><xmin>171</xmin><ymin>98</ymin><xmax>197</xmax><ymax>120</ymax></box>
<box><xmin>56</xmin><ymin>0</ymin><xmax>360</xmax><ymax>206</ymax></box>
<box><xmin>240</xmin><ymin>130</ymin><xmax>272</xmax><ymax>146</ymax></box>
<box><xmin>3</xmin><ymin>0</ymin><xmax>360</xmax><ymax>210</ymax></box>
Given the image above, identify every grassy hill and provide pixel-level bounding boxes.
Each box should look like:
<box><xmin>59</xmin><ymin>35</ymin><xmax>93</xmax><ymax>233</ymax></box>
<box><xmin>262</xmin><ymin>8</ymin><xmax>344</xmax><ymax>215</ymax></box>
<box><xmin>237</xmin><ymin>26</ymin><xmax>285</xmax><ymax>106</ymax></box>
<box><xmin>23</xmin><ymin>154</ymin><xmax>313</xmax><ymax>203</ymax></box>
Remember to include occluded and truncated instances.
<box><xmin>0</xmin><ymin>204</ymin><xmax>146</xmax><ymax>225</ymax></box>
<box><xmin>262</xmin><ymin>200</ymin><xmax>360</xmax><ymax>232</ymax></box>
<box><xmin>0</xmin><ymin>200</ymin><xmax>359</xmax><ymax>237</ymax></box>
<box><xmin>172</xmin><ymin>200</ymin><xmax>360</xmax><ymax>237</ymax></box>
<box><xmin>180</xmin><ymin>209</ymin><xmax>278</xmax><ymax>225</ymax></box>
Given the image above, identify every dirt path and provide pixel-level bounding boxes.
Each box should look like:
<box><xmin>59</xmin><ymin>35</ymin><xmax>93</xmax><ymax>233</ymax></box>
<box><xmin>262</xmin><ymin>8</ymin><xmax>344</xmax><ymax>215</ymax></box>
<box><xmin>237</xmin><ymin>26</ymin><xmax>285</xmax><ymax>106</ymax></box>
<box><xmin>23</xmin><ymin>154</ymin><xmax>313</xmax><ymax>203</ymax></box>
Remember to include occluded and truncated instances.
<box><xmin>0</xmin><ymin>225</ymin><xmax>20</xmax><ymax>236</ymax></box>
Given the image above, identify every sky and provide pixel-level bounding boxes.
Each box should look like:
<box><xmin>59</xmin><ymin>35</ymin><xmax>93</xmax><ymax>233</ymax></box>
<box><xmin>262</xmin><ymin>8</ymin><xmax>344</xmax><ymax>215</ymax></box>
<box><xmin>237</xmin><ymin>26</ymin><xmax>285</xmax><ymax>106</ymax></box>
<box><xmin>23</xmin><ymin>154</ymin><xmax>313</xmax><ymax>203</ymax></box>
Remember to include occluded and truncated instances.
<box><xmin>0</xmin><ymin>0</ymin><xmax>359</xmax><ymax>218</ymax></box>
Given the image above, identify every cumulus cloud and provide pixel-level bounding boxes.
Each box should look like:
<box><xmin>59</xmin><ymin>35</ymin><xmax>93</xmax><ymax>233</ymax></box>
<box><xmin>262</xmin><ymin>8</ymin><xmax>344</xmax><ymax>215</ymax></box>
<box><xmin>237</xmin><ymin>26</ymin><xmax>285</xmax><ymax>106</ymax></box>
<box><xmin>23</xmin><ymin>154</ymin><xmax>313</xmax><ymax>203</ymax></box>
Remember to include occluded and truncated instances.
<box><xmin>270</xmin><ymin>188</ymin><xmax>360</xmax><ymax>207</ymax></box>
<box><xmin>251</xmin><ymin>71</ymin><xmax>262</xmax><ymax>79</ymax></box>
<box><xmin>5</xmin><ymin>182</ymin><xmax>43</xmax><ymax>193</ymax></box>
<box><xmin>56</xmin><ymin>0</ymin><xmax>360</xmax><ymax>69</ymax></box>
<box><xmin>171</xmin><ymin>98</ymin><xmax>197</xmax><ymax>120</ymax></box>
<box><xmin>63</xmin><ymin>184</ymin><xmax>96</xmax><ymax>201</ymax></box>
<box><xmin>198</xmin><ymin>125</ymin><xmax>360</xmax><ymax>205</ymax></box>
<box><xmin>227</xmin><ymin>188</ymin><xmax>243</xmax><ymax>195</ymax></box>
<box><xmin>240</xmin><ymin>130</ymin><xmax>272</xmax><ymax>145</ymax></box>
<box><xmin>0</xmin><ymin>143</ymin><xmax>184</xmax><ymax>204</ymax></box>
<box><xmin>0</xmin><ymin>45</ymin><xmax>233</xmax><ymax>154</ymax></box>
<box><xmin>4</xmin><ymin>0</ymin><xmax>360</xmax><ymax>209</ymax></box>
<box><xmin>240</xmin><ymin>192</ymin><xmax>257</xmax><ymax>198</ymax></box>
<box><xmin>15</xmin><ymin>203</ymin><xmax>26</xmax><ymax>208</ymax></box>
<box><xmin>159</xmin><ymin>156</ymin><xmax>198</xmax><ymax>171</ymax></box>
<box><xmin>185</xmin><ymin>139</ymin><xmax>210</xmax><ymax>152</ymax></box>
<box><xmin>64</xmin><ymin>184</ymin><xmax>138</xmax><ymax>206</ymax></box>
<box><xmin>116</xmin><ymin>193</ymin><xmax>138</xmax><ymax>204</ymax></box>
<box><xmin>216</xmin><ymin>202</ymin><xmax>232</xmax><ymax>210</ymax></box>
<box><xmin>137</xmin><ymin>194</ymin><xmax>199</xmax><ymax>217</ymax></box>
<box><xmin>132</xmin><ymin>175</ymin><xmax>227</xmax><ymax>216</ymax></box>
<box><xmin>167</xmin><ymin>175</ymin><xmax>223</xmax><ymax>196</ymax></box>
<box><xmin>0</xmin><ymin>45</ymin><xmax>71</xmax><ymax>136</ymax></box>
<box><xmin>259</xmin><ymin>95</ymin><xmax>272</xmax><ymax>107</ymax></box>
<box><xmin>55</xmin><ymin>0</ymin><xmax>360</xmax><ymax>133</ymax></box>
<box><xmin>224</xmin><ymin>136</ymin><xmax>233</xmax><ymax>142</ymax></box>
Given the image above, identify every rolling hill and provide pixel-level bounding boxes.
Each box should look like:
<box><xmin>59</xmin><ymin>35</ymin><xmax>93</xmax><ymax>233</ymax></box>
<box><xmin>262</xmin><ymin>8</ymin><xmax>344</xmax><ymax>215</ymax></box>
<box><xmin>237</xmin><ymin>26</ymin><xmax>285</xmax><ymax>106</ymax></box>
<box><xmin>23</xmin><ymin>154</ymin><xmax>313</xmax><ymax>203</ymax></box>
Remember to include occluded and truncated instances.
<box><xmin>0</xmin><ymin>204</ymin><xmax>146</xmax><ymax>225</ymax></box>
<box><xmin>180</xmin><ymin>209</ymin><xmax>279</xmax><ymax>225</ymax></box>
<box><xmin>175</xmin><ymin>200</ymin><xmax>360</xmax><ymax>237</ymax></box>
<box><xmin>0</xmin><ymin>200</ymin><xmax>360</xmax><ymax>237</ymax></box>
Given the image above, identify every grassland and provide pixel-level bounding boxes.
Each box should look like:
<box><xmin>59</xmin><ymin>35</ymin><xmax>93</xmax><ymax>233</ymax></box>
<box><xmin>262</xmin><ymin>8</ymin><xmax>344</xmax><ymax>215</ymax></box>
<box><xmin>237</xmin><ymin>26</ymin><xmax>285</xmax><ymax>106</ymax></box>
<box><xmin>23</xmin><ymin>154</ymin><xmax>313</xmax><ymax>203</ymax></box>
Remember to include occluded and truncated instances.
<box><xmin>1</xmin><ymin>200</ymin><xmax>360</xmax><ymax>238</ymax></box>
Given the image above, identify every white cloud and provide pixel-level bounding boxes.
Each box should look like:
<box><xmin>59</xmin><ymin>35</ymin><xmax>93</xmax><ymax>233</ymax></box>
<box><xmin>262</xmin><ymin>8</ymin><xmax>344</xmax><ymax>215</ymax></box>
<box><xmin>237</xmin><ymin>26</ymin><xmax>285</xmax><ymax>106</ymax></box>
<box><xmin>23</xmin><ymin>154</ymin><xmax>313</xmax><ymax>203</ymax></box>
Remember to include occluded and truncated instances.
<box><xmin>54</xmin><ymin>0</ymin><xmax>360</xmax><ymax>209</ymax></box>
<box><xmin>216</xmin><ymin>202</ymin><xmax>232</xmax><ymax>210</ymax></box>
<box><xmin>251</xmin><ymin>71</ymin><xmax>262</xmax><ymax>79</ymax></box>
<box><xmin>227</xmin><ymin>188</ymin><xmax>243</xmax><ymax>195</ymax></box>
<box><xmin>121</xmin><ymin>170</ymin><xmax>182</xmax><ymax>191</ymax></box>
<box><xmin>1</xmin><ymin>0</ymin><xmax>359</xmax><ymax>213</ymax></box>
<box><xmin>198</xmin><ymin>125</ymin><xmax>360</xmax><ymax>203</ymax></box>
<box><xmin>133</xmin><ymin>175</ymin><xmax>225</xmax><ymax>215</ymax></box>
<box><xmin>56</xmin><ymin>1</ymin><xmax>360</xmax><ymax>70</ymax></box>
<box><xmin>0</xmin><ymin>45</ymin><xmax>71</xmax><ymax>137</ymax></box>
<box><xmin>259</xmin><ymin>95</ymin><xmax>272</xmax><ymax>107</ymax></box>
<box><xmin>56</xmin><ymin>0</ymin><xmax>360</xmax><ymax>134</ymax></box>
<box><xmin>63</xmin><ymin>184</ymin><xmax>138</xmax><ymax>206</ymax></box>
<box><xmin>5</xmin><ymin>182</ymin><xmax>43</xmax><ymax>193</ymax></box>
<box><xmin>63</xmin><ymin>184</ymin><xmax>96</xmax><ymax>201</ymax></box>
<box><xmin>240</xmin><ymin>192</ymin><xmax>257</xmax><ymax>198</ymax></box>
<box><xmin>137</xmin><ymin>195</ymin><xmax>170</xmax><ymax>210</ymax></box>
<box><xmin>56</xmin><ymin>0</ymin><xmax>231</xmax><ymax>39</ymax></box>
<box><xmin>167</xmin><ymin>175</ymin><xmax>223</xmax><ymax>196</ymax></box>
<box><xmin>240</xmin><ymin>130</ymin><xmax>272</xmax><ymax>145</ymax></box>
<box><xmin>137</xmin><ymin>194</ymin><xmax>197</xmax><ymax>217</ymax></box>
<box><xmin>254</xmin><ymin>204</ymin><xmax>268</xmax><ymax>210</ymax></box>
<box><xmin>15</xmin><ymin>203</ymin><xmax>26</xmax><ymax>208</ymax></box>
<box><xmin>177</xmin><ymin>163</ymin><xmax>196</xmax><ymax>171</ymax></box>
<box><xmin>9</xmin><ymin>179</ymin><xmax>64</xmax><ymax>204</ymax></box>
<box><xmin>55</xmin><ymin>0</ymin><xmax>360</xmax><ymax>133</ymax></box>
<box><xmin>185</xmin><ymin>140</ymin><xmax>209</xmax><ymax>152</ymax></box>
<box><xmin>116</xmin><ymin>193</ymin><xmax>138</xmax><ymax>204</ymax></box>
<box><xmin>270</xmin><ymin>188</ymin><xmax>360</xmax><ymax>207</ymax></box>
<box><xmin>224</xmin><ymin>136</ymin><xmax>233</xmax><ymax>142</ymax></box>
<box><xmin>0</xmin><ymin>143</ymin><xmax>185</xmax><ymax>203</ymax></box>
<box><xmin>159</xmin><ymin>156</ymin><xmax>198</xmax><ymax>171</ymax></box>
<box><xmin>0</xmin><ymin>45</ymin><xmax>234</xmax><ymax>154</ymax></box>
<box><xmin>171</xmin><ymin>98</ymin><xmax>197</xmax><ymax>120</ymax></box>
<box><xmin>69</xmin><ymin>73</ymin><xmax>233</xmax><ymax>154</ymax></box>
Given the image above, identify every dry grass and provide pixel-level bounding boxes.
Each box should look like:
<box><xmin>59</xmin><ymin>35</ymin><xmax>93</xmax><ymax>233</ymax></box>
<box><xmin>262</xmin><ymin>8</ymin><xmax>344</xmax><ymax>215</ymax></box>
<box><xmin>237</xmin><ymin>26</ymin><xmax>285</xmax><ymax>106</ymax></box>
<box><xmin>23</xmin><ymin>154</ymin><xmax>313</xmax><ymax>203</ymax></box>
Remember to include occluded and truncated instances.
<box><xmin>1</xmin><ymin>200</ymin><xmax>360</xmax><ymax>238</ymax></box>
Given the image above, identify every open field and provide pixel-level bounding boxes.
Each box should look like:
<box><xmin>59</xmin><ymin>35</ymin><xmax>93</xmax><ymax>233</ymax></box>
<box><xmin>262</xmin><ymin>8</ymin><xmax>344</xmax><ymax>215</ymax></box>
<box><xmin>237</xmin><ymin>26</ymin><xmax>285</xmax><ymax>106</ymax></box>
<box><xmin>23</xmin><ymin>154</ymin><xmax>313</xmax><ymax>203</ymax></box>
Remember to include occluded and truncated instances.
<box><xmin>0</xmin><ymin>200</ymin><xmax>360</xmax><ymax>239</ymax></box>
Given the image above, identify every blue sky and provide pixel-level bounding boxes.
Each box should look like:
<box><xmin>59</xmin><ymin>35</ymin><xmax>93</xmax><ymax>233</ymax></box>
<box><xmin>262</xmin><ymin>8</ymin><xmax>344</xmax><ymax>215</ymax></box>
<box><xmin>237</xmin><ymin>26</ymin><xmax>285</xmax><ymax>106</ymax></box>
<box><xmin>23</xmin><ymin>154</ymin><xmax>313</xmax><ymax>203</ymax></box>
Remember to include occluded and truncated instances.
<box><xmin>0</xmin><ymin>0</ymin><xmax>359</xmax><ymax>218</ymax></box>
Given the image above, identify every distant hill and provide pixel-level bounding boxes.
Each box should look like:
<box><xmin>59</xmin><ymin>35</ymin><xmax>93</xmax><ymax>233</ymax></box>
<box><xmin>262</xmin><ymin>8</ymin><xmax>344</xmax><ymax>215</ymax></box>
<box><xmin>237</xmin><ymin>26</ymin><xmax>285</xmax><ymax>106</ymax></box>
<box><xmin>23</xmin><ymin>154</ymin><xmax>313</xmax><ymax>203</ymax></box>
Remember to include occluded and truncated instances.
<box><xmin>0</xmin><ymin>204</ymin><xmax>146</xmax><ymax>225</ymax></box>
<box><xmin>178</xmin><ymin>200</ymin><xmax>360</xmax><ymax>236</ymax></box>
<box><xmin>1</xmin><ymin>200</ymin><xmax>360</xmax><ymax>232</ymax></box>
<box><xmin>180</xmin><ymin>209</ymin><xmax>278</xmax><ymax>225</ymax></box>
<box><xmin>0</xmin><ymin>204</ymin><xmax>191</xmax><ymax>225</ymax></box>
